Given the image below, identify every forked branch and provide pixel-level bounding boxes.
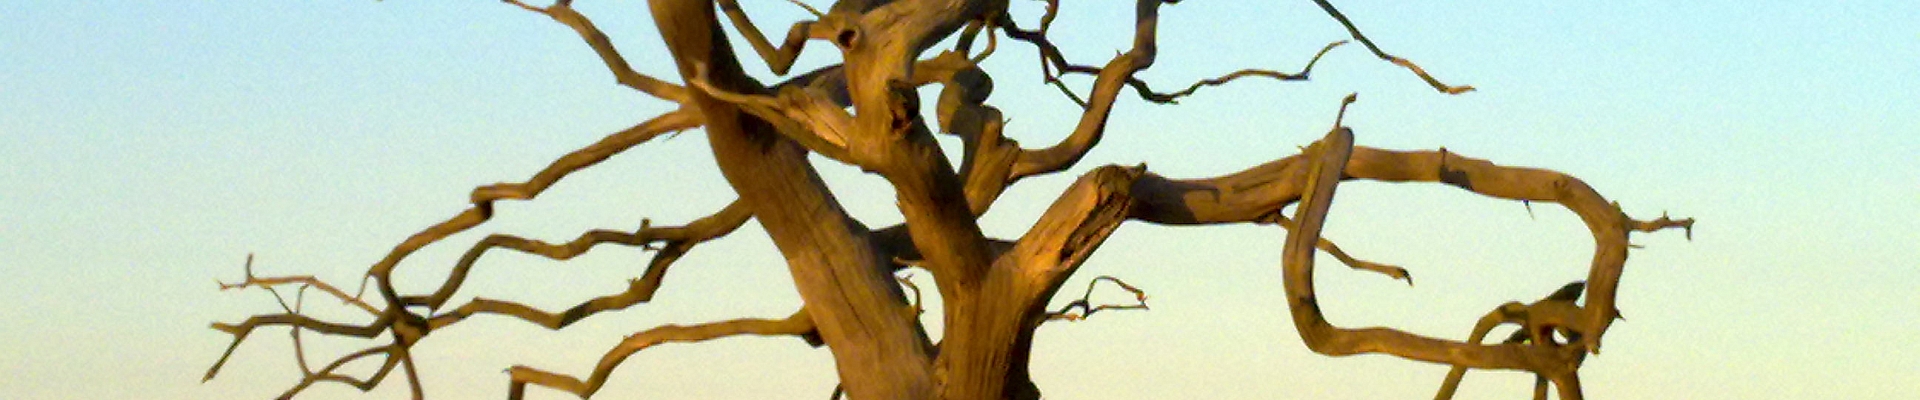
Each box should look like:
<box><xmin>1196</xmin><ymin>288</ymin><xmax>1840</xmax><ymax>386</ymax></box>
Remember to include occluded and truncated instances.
<box><xmin>1045</xmin><ymin>275</ymin><xmax>1150</xmax><ymax>322</ymax></box>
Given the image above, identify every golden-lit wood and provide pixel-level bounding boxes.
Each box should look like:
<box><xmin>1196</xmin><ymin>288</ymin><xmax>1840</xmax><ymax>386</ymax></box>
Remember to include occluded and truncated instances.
<box><xmin>208</xmin><ymin>1</ymin><xmax>1690</xmax><ymax>399</ymax></box>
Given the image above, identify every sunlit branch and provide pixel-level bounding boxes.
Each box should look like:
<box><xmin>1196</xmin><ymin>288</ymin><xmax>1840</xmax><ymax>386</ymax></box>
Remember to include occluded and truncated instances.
<box><xmin>507</xmin><ymin>310</ymin><xmax>817</xmax><ymax>399</ymax></box>
<box><xmin>1310</xmin><ymin>0</ymin><xmax>1474</xmax><ymax>94</ymax></box>
<box><xmin>504</xmin><ymin>0</ymin><xmax>690</xmax><ymax>101</ymax></box>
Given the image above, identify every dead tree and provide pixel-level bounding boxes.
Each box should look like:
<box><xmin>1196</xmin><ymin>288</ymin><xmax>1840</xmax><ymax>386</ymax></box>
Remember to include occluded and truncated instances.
<box><xmin>206</xmin><ymin>1</ymin><xmax>1693</xmax><ymax>399</ymax></box>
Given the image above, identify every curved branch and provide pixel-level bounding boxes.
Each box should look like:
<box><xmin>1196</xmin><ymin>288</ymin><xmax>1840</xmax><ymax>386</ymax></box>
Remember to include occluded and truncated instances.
<box><xmin>212</xmin><ymin>109</ymin><xmax>703</xmax><ymax>396</ymax></box>
<box><xmin>368</xmin><ymin>109</ymin><xmax>700</xmax><ymax>303</ymax></box>
<box><xmin>1434</xmin><ymin>281</ymin><xmax>1590</xmax><ymax>400</ymax></box>
<box><xmin>1011</xmin><ymin>0</ymin><xmax>1172</xmax><ymax>179</ymax></box>
<box><xmin>505</xmin><ymin>0</ymin><xmax>690</xmax><ymax>102</ymax></box>
<box><xmin>1310</xmin><ymin>0</ymin><xmax>1474</xmax><ymax>94</ymax></box>
<box><xmin>1263</xmin><ymin>213</ymin><xmax>1411</xmax><ymax>284</ymax></box>
<box><xmin>716</xmin><ymin>0</ymin><xmax>834</xmax><ymax>75</ymax></box>
<box><xmin>1127</xmin><ymin>40</ymin><xmax>1347</xmax><ymax>104</ymax></box>
<box><xmin>507</xmin><ymin>309</ymin><xmax>817</xmax><ymax>399</ymax></box>
<box><xmin>410</xmin><ymin>199</ymin><xmax>752</xmax><ymax>311</ymax></box>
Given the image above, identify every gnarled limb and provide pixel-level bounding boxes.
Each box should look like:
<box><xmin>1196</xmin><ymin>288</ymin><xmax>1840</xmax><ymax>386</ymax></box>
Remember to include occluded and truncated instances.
<box><xmin>648</xmin><ymin>1</ymin><xmax>936</xmax><ymax>398</ymax></box>
<box><xmin>1434</xmin><ymin>282</ymin><xmax>1589</xmax><ymax>400</ymax></box>
<box><xmin>1264</xmin><ymin>125</ymin><xmax>1689</xmax><ymax>397</ymax></box>
<box><xmin>1276</xmin><ymin>127</ymin><xmax>1579</xmax><ymax>376</ymax></box>
<box><xmin>506</xmin><ymin>309</ymin><xmax>817</xmax><ymax>400</ymax></box>
<box><xmin>933</xmin><ymin>164</ymin><xmax>1145</xmax><ymax>400</ymax></box>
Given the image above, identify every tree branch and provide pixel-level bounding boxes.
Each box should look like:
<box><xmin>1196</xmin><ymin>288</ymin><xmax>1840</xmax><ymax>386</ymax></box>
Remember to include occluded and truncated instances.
<box><xmin>1310</xmin><ymin>0</ymin><xmax>1474</xmax><ymax>94</ymax></box>
<box><xmin>1126</xmin><ymin>40</ymin><xmax>1346</xmax><ymax>104</ymax></box>
<box><xmin>686</xmin><ymin>62</ymin><xmax>861</xmax><ymax>162</ymax></box>
<box><xmin>1262</xmin><ymin>213</ymin><xmax>1412</xmax><ymax>284</ymax></box>
<box><xmin>408</xmin><ymin>199</ymin><xmax>751</xmax><ymax>312</ymax></box>
<box><xmin>366</xmin><ymin>109</ymin><xmax>699</xmax><ymax>309</ymax></box>
<box><xmin>504</xmin><ymin>0</ymin><xmax>690</xmax><ymax>102</ymax></box>
<box><xmin>507</xmin><ymin>309</ymin><xmax>818</xmax><ymax>399</ymax></box>
<box><xmin>211</xmin><ymin>108</ymin><xmax>704</xmax><ymax>397</ymax></box>
<box><xmin>1011</xmin><ymin>0</ymin><xmax>1172</xmax><ymax>179</ymax></box>
<box><xmin>715</xmin><ymin>0</ymin><xmax>836</xmax><ymax>75</ymax></box>
<box><xmin>1434</xmin><ymin>282</ymin><xmax>1590</xmax><ymax>400</ymax></box>
<box><xmin>1044</xmin><ymin>275</ymin><xmax>1149</xmax><ymax>322</ymax></box>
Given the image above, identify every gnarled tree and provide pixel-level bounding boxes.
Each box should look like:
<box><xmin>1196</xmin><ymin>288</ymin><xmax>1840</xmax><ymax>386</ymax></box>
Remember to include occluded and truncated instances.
<box><xmin>207</xmin><ymin>1</ymin><xmax>1693</xmax><ymax>399</ymax></box>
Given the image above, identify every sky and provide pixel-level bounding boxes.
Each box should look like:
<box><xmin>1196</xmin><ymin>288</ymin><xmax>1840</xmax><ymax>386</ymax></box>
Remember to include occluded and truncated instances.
<box><xmin>2</xmin><ymin>0</ymin><xmax>1916</xmax><ymax>399</ymax></box>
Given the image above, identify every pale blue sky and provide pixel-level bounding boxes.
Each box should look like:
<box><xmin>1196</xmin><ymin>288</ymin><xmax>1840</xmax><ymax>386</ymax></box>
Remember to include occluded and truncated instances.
<box><xmin>3</xmin><ymin>1</ymin><xmax>1916</xmax><ymax>399</ymax></box>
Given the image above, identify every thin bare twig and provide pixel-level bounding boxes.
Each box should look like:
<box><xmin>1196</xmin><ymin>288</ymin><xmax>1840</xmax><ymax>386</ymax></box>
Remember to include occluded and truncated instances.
<box><xmin>1046</xmin><ymin>275</ymin><xmax>1150</xmax><ymax>322</ymax></box>
<box><xmin>1310</xmin><ymin>0</ymin><xmax>1474</xmax><ymax>94</ymax></box>
<box><xmin>1128</xmin><ymin>41</ymin><xmax>1348</xmax><ymax>104</ymax></box>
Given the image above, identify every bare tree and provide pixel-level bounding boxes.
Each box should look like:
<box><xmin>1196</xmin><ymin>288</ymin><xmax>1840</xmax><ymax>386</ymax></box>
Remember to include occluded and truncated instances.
<box><xmin>206</xmin><ymin>1</ymin><xmax>1693</xmax><ymax>399</ymax></box>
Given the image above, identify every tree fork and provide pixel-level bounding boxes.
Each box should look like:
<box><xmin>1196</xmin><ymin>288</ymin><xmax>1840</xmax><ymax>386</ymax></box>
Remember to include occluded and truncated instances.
<box><xmin>647</xmin><ymin>0</ymin><xmax>935</xmax><ymax>398</ymax></box>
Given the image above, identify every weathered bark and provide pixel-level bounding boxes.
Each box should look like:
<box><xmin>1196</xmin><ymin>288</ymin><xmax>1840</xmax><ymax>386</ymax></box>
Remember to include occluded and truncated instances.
<box><xmin>206</xmin><ymin>1</ymin><xmax>1691</xmax><ymax>399</ymax></box>
<box><xmin>649</xmin><ymin>1</ymin><xmax>935</xmax><ymax>398</ymax></box>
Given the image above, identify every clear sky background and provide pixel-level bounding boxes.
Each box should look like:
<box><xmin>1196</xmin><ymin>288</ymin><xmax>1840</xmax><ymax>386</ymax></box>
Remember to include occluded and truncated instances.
<box><xmin>3</xmin><ymin>1</ymin><xmax>1916</xmax><ymax>399</ymax></box>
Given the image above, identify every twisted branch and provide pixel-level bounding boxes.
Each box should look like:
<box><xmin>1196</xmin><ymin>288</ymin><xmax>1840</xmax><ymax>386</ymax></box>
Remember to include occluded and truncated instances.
<box><xmin>1434</xmin><ymin>281</ymin><xmax>1590</xmax><ymax>400</ymax></box>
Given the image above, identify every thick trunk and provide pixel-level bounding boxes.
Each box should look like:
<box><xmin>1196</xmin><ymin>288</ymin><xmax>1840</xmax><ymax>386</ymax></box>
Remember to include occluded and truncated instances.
<box><xmin>646</xmin><ymin>1</ymin><xmax>934</xmax><ymax>398</ymax></box>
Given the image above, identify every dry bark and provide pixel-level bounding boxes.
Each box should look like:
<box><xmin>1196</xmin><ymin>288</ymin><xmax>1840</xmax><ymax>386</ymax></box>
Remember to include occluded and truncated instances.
<box><xmin>208</xmin><ymin>1</ymin><xmax>1692</xmax><ymax>399</ymax></box>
